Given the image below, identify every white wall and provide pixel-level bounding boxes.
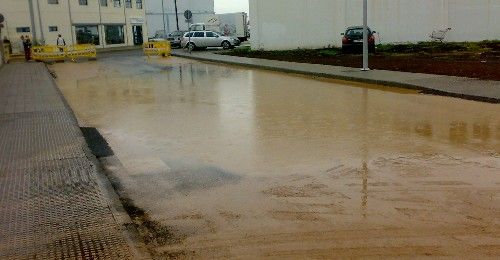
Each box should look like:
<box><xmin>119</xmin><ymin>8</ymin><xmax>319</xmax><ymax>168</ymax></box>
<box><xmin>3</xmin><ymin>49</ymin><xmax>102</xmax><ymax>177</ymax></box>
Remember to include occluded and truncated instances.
<box><xmin>146</xmin><ymin>0</ymin><xmax>215</xmax><ymax>36</ymax></box>
<box><xmin>0</xmin><ymin>0</ymin><xmax>147</xmax><ymax>53</ymax></box>
<box><xmin>250</xmin><ymin>0</ymin><xmax>500</xmax><ymax>50</ymax></box>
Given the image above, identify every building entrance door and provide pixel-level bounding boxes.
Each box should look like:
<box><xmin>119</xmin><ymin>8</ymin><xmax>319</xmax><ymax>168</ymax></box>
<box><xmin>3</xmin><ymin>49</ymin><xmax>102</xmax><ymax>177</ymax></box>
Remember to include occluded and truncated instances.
<box><xmin>132</xmin><ymin>25</ymin><xmax>143</xmax><ymax>45</ymax></box>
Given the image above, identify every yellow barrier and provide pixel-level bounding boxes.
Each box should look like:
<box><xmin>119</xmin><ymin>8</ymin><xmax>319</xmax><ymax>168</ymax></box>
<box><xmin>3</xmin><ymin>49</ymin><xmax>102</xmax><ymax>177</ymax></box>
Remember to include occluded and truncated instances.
<box><xmin>2</xmin><ymin>43</ymin><xmax>10</xmax><ymax>63</ymax></box>
<box><xmin>32</xmin><ymin>45</ymin><xmax>65</xmax><ymax>61</ymax></box>
<box><xmin>143</xmin><ymin>41</ymin><xmax>171</xmax><ymax>57</ymax></box>
<box><xmin>66</xmin><ymin>44</ymin><xmax>96</xmax><ymax>59</ymax></box>
<box><xmin>32</xmin><ymin>44</ymin><xmax>96</xmax><ymax>61</ymax></box>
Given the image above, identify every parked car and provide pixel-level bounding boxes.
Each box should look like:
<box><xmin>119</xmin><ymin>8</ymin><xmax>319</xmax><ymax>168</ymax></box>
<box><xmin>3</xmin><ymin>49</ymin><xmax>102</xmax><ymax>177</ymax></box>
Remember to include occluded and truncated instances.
<box><xmin>149</xmin><ymin>30</ymin><xmax>167</xmax><ymax>42</ymax></box>
<box><xmin>166</xmin><ymin>30</ymin><xmax>186</xmax><ymax>48</ymax></box>
<box><xmin>181</xmin><ymin>31</ymin><xmax>241</xmax><ymax>51</ymax></box>
<box><xmin>341</xmin><ymin>26</ymin><xmax>376</xmax><ymax>53</ymax></box>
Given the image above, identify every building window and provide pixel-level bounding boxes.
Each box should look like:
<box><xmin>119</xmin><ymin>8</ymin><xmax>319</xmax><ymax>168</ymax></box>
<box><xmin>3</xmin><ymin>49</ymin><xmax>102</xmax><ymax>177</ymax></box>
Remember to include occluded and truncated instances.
<box><xmin>16</xmin><ymin>27</ymin><xmax>31</xmax><ymax>33</ymax></box>
<box><xmin>136</xmin><ymin>0</ymin><xmax>142</xmax><ymax>9</ymax></box>
<box><xmin>49</xmin><ymin>26</ymin><xmax>58</xmax><ymax>32</ymax></box>
<box><xmin>48</xmin><ymin>0</ymin><xmax>59</xmax><ymax>4</ymax></box>
<box><xmin>125</xmin><ymin>0</ymin><xmax>132</xmax><ymax>8</ymax></box>
<box><xmin>105</xmin><ymin>25</ymin><xmax>125</xmax><ymax>44</ymax></box>
<box><xmin>100</xmin><ymin>0</ymin><xmax>107</xmax><ymax>6</ymax></box>
<box><xmin>113</xmin><ymin>0</ymin><xmax>121</xmax><ymax>7</ymax></box>
<box><xmin>79</xmin><ymin>0</ymin><xmax>88</xmax><ymax>5</ymax></box>
<box><xmin>75</xmin><ymin>25</ymin><xmax>100</xmax><ymax>45</ymax></box>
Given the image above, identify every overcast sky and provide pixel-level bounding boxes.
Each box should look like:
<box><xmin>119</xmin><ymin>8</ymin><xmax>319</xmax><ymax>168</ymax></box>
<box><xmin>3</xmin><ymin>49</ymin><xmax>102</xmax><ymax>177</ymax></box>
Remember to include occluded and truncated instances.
<box><xmin>215</xmin><ymin>0</ymin><xmax>249</xmax><ymax>14</ymax></box>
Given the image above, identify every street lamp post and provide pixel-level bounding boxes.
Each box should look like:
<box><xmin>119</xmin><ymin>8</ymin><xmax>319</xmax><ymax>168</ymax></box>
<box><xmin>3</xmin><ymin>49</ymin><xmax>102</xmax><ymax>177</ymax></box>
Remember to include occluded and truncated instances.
<box><xmin>362</xmin><ymin>0</ymin><xmax>369</xmax><ymax>71</ymax></box>
<box><xmin>174</xmin><ymin>0</ymin><xmax>180</xmax><ymax>31</ymax></box>
<box><xmin>161</xmin><ymin>0</ymin><xmax>167</xmax><ymax>34</ymax></box>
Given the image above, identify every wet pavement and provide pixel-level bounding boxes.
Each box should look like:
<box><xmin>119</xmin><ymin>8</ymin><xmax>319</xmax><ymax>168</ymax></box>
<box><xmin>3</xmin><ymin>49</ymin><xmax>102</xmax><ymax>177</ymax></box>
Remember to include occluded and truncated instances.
<box><xmin>0</xmin><ymin>63</ymin><xmax>137</xmax><ymax>259</ymax></box>
<box><xmin>52</xmin><ymin>52</ymin><xmax>500</xmax><ymax>258</ymax></box>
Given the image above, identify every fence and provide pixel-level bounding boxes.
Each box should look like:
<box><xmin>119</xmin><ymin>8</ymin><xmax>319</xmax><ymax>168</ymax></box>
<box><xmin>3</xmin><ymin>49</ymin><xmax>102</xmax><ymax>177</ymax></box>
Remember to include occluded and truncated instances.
<box><xmin>143</xmin><ymin>41</ymin><xmax>171</xmax><ymax>57</ymax></box>
<box><xmin>32</xmin><ymin>44</ymin><xmax>96</xmax><ymax>61</ymax></box>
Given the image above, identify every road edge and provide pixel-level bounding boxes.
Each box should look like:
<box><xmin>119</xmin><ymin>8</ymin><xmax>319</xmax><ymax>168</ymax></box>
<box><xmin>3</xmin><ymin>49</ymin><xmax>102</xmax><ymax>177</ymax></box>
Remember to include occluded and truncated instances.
<box><xmin>44</xmin><ymin>64</ymin><xmax>152</xmax><ymax>259</ymax></box>
<box><xmin>172</xmin><ymin>51</ymin><xmax>499</xmax><ymax>104</ymax></box>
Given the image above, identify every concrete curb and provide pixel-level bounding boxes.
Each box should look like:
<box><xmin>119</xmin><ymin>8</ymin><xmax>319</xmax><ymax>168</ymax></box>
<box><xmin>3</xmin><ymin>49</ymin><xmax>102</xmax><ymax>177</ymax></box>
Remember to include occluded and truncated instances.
<box><xmin>172</xmin><ymin>51</ymin><xmax>500</xmax><ymax>104</ymax></box>
<box><xmin>45</xmin><ymin>64</ymin><xmax>151</xmax><ymax>259</ymax></box>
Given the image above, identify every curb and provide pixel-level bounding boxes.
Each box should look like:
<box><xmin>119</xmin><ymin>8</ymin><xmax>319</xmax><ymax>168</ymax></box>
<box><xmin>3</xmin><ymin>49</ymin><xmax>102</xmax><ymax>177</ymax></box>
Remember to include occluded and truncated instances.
<box><xmin>44</xmin><ymin>64</ymin><xmax>151</xmax><ymax>259</ymax></box>
<box><xmin>172</xmin><ymin>51</ymin><xmax>500</xmax><ymax>104</ymax></box>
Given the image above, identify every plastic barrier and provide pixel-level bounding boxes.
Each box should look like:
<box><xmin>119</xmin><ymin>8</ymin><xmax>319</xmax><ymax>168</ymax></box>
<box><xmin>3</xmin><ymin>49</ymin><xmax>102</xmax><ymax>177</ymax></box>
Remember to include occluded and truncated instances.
<box><xmin>143</xmin><ymin>41</ymin><xmax>171</xmax><ymax>57</ymax></box>
<box><xmin>2</xmin><ymin>43</ymin><xmax>10</xmax><ymax>63</ymax></box>
<box><xmin>32</xmin><ymin>44</ymin><xmax>96</xmax><ymax>61</ymax></box>
<box><xmin>32</xmin><ymin>45</ymin><xmax>66</xmax><ymax>61</ymax></box>
<box><xmin>66</xmin><ymin>44</ymin><xmax>97</xmax><ymax>59</ymax></box>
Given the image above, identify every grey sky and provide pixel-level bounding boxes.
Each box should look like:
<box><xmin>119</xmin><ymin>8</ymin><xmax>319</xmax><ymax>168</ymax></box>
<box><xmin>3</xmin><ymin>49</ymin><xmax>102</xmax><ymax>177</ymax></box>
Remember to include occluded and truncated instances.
<box><xmin>215</xmin><ymin>0</ymin><xmax>249</xmax><ymax>14</ymax></box>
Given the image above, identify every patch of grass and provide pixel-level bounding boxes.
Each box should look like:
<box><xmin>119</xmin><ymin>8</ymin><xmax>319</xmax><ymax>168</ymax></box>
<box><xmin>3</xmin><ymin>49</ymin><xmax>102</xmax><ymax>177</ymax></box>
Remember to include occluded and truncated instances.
<box><xmin>318</xmin><ymin>49</ymin><xmax>339</xmax><ymax>56</ymax></box>
<box><xmin>226</xmin><ymin>47</ymin><xmax>341</xmax><ymax>58</ymax></box>
<box><xmin>376</xmin><ymin>40</ymin><xmax>500</xmax><ymax>54</ymax></box>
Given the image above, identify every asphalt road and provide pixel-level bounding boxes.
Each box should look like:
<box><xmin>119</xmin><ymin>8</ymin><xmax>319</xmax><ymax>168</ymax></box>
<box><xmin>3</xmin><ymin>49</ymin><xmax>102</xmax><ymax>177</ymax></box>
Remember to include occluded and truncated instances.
<box><xmin>51</xmin><ymin>52</ymin><xmax>500</xmax><ymax>258</ymax></box>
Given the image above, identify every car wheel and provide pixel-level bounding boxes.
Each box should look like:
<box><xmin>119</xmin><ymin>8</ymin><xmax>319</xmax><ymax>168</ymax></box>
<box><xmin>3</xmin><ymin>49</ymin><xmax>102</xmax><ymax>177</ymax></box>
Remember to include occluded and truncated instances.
<box><xmin>187</xmin><ymin>42</ymin><xmax>196</xmax><ymax>51</ymax></box>
<box><xmin>222</xmin><ymin>41</ymin><xmax>231</xmax><ymax>50</ymax></box>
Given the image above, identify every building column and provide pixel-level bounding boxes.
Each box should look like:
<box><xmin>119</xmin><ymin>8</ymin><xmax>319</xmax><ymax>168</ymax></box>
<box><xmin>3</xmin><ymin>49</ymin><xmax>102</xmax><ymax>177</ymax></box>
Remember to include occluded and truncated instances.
<box><xmin>28</xmin><ymin>0</ymin><xmax>37</xmax><ymax>40</ymax></box>
<box><xmin>36</xmin><ymin>0</ymin><xmax>45</xmax><ymax>43</ymax></box>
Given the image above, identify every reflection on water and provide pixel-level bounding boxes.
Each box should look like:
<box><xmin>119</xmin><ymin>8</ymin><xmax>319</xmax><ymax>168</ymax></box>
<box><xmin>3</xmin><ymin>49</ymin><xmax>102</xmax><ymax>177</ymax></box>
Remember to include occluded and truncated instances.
<box><xmin>52</xmin><ymin>55</ymin><xmax>500</xmax><ymax>258</ymax></box>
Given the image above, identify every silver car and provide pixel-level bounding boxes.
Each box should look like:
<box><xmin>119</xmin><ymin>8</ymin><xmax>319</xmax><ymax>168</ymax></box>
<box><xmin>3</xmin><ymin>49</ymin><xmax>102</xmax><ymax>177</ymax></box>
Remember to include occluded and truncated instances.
<box><xmin>181</xmin><ymin>31</ymin><xmax>240</xmax><ymax>51</ymax></box>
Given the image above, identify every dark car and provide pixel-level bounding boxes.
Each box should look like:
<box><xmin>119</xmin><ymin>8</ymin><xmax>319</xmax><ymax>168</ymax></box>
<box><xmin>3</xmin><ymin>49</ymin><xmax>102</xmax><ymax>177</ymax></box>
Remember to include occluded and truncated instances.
<box><xmin>166</xmin><ymin>30</ymin><xmax>186</xmax><ymax>48</ymax></box>
<box><xmin>342</xmin><ymin>26</ymin><xmax>376</xmax><ymax>53</ymax></box>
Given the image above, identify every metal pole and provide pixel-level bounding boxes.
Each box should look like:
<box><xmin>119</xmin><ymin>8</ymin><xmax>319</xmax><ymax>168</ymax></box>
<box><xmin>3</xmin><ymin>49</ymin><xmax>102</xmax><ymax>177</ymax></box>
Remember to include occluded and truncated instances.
<box><xmin>174</xmin><ymin>0</ymin><xmax>180</xmax><ymax>31</ymax></box>
<box><xmin>161</xmin><ymin>0</ymin><xmax>167</xmax><ymax>34</ymax></box>
<box><xmin>362</xmin><ymin>0</ymin><xmax>369</xmax><ymax>71</ymax></box>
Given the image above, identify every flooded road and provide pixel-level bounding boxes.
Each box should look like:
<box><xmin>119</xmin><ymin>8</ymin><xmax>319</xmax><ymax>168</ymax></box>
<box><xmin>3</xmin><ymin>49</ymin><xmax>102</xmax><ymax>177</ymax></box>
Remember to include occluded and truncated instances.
<box><xmin>52</xmin><ymin>52</ymin><xmax>500</xmax><ymax>258</ymax></box>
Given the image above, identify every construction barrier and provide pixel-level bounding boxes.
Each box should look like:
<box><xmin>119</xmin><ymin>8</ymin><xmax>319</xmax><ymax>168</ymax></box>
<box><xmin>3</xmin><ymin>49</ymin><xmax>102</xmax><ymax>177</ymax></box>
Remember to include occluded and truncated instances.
<box><xmin>66</xmin><ymin>44</ymin><xmax>97</xmax><ymax>60</ymax></box>
<box><xmin>32</xmin><ymin>44</ymin><xmax>96</xmax><ymax>61</ymax></box>
<box><xmin>2</xmin><ymin>43</ymin><xmax>10</xmax><ymax>63</ymax></box>
<box><xmin>143</xmin><ymin>41</ymin><xmax>171</xmax><ymax>57</ymax></box>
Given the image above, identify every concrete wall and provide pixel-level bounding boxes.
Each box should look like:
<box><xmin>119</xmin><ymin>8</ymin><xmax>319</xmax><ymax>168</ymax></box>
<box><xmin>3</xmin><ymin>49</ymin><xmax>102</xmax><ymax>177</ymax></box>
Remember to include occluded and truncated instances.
<box><xmin>0</xmin><ymin>0</ymin><xmax>147</xmax><ymax>54</ymax></box>
<box><xmin>250</xmin><ymin>0</ymin><xmax>500</xmax><ymax>50</ymax></box>
<box><xmin>146</xmin><ymin>0</ymin><xmax>214</xmax><ymax>36</ymax></box>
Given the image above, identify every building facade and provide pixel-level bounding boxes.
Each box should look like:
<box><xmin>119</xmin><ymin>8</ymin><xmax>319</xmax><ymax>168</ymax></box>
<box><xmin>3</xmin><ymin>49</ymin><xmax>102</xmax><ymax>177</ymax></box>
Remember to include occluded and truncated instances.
<box><xmin>249</xmin><ymin>0</ymin><xmax>500</xmax><ymax>50</ymax></box>
<box><xmin>0</xmin><ymin>0</ymin><xmax>147</xmax><ymax>54</ymax></box>
<box><xmin>146</xmin><ymin>0</ymin><xmax>214</xmax><ymax>37</ymax></box>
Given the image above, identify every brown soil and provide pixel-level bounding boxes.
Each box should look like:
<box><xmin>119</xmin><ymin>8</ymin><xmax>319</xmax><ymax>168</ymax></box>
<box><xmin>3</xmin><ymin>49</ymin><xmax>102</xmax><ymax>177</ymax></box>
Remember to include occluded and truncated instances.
<box><xmin>226</xmin><ymin>51</ymin><xmax>500</xmax><ymax>81</ymax></box>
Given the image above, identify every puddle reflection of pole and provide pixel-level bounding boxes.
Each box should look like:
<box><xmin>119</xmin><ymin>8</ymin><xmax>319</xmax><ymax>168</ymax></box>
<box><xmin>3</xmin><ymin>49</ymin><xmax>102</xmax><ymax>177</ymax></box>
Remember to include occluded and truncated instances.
<box><xmin>361</xmin><ymin>88</ymin><xmax>369</xmax><ymax>218</ymax></box>
<box><xmin>179</xmin><ymin>65</ymin><xmax>183</xmax><ymax>88</ymax></box>
<box><xmin>190</xmin><ymin>64</ymin><xmax>194</xmax><ymax>87</ymax></box>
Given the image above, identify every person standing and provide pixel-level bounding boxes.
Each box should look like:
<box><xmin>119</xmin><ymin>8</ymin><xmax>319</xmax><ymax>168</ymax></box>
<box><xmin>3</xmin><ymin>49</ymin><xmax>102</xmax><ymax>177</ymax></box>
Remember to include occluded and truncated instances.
<box><xmin>23</xmin><ymin>36</ymin><xmax>32</xmax><ymax>61</ymax></box>
<box><xmin>56</xmin><ymin>34</ymin><xmax>66</xmax><ymax>52</ymax></box>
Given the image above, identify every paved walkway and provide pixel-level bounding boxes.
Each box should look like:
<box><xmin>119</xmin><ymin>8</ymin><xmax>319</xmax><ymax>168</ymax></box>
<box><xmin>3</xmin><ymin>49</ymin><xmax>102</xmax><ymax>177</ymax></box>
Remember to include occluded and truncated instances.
<box><xmin>172</xmin><ymin>49</ymin><xmax>500</xmax><ymax>103</ymax></box>
<box><xmin>0</xmin><ymin>63</ymin><xmax>136</xmax><ymax>259</ymax></box>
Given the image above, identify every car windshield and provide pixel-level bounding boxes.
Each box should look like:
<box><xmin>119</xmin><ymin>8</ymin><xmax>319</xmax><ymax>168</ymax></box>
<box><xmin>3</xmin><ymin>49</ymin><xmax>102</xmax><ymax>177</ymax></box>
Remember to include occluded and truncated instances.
<box><xmin>346</xmin><ymin>28</ymin><xmax>371</xmax><ymax>37</ymax></box>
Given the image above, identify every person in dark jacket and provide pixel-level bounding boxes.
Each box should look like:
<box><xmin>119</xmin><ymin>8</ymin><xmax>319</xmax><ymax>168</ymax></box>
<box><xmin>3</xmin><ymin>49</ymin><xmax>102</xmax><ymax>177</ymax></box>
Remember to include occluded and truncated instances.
<box><xmin>23</xmin><ymin>35</ymin><xmax>32</xmax><ymax>61</ymax></box>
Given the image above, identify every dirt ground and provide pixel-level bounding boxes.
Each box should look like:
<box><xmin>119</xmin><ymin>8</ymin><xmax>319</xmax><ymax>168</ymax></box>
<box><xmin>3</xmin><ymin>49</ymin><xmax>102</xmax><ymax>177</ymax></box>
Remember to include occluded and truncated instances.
<box><xmin>225</xmin><ymin>43</ymin><xmax>500</xmax><ymax>80</ymax></box>
<box><xmin>51</xmin><ymin>54</ymin><xmax>500</xmax><ymax>259</ymax></box>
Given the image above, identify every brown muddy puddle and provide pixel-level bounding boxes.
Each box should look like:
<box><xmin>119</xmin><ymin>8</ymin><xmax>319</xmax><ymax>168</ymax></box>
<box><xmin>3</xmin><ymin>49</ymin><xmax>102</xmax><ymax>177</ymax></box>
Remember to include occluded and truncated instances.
<box><xmin>52</xmin><ymin>54</ymin><xmax>500</xmax><ymax>258</ymax></box>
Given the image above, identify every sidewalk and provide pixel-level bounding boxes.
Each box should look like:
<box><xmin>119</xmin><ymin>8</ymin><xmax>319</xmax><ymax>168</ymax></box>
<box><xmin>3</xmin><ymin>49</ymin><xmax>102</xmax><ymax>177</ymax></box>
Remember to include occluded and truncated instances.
<box><xmin>172</xmin><ymin>49</ymin><xmax>500</xmax><ymax>103</ymax></box>
<box><xmin>0</xmin><ymin>63</ymin><xmax>139</xmax><ymax>259</ymax></box>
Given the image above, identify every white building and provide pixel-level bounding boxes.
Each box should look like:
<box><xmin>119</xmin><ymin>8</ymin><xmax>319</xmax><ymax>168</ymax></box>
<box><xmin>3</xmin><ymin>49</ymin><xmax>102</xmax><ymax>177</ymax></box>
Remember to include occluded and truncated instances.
<box><xmin>0</xmin><ymin>0</ymin><xmax>147</xmax><ymax>54</ymax></box>
<box><xmin>146</xmin><ymin>0</ymin><xmax>214</xmax><ymax>36</ymax></box>
<box><xmin>249</xmin><ymin>0</ymin><xmax>500</xmax><ymax>50</ymax></box>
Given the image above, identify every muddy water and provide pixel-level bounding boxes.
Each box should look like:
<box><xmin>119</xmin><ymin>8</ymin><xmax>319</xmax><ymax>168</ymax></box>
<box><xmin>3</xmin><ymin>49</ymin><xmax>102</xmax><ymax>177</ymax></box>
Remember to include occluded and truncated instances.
<box><xmin>53</xmin><ymin>53</ymin><xmax>500</xmax><ymax>258</ymax></box>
